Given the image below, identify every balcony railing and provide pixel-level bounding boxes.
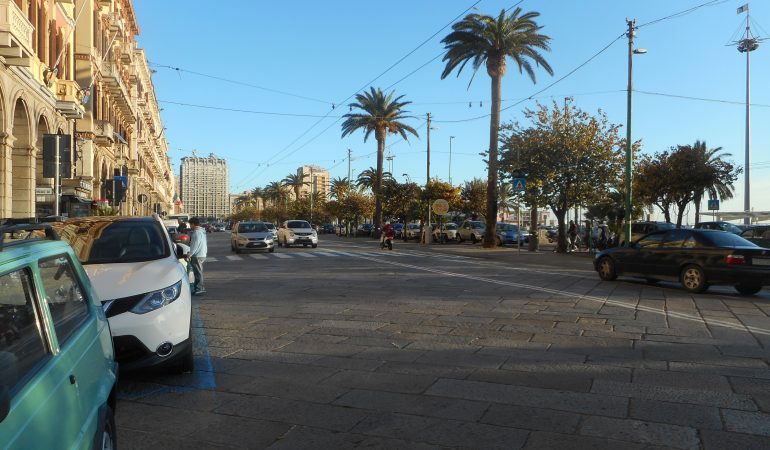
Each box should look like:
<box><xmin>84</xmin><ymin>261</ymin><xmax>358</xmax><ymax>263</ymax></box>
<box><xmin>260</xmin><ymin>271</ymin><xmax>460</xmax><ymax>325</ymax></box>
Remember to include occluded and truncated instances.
<box><xmin>101</xmin><ymin>61</ymin><xmax>135</xmax><ymax>118</ymax></box>
<box><xmin>0</xmin><ymin>0</ymin><xmax>34</xmax><ymax>67</ymax></box>
<box><xmin>94</xmin><ymin>120</ymin><xmax>114</xmax><ymax>146</ymax></box>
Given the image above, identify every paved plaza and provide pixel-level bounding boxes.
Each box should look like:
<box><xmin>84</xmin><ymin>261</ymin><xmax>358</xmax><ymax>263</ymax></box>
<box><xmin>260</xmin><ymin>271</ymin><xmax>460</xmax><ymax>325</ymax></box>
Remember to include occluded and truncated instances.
<box><xmin>116</xmin><ymin>233</ymin><xmax>770</xmax><ymax>449</ymax></box>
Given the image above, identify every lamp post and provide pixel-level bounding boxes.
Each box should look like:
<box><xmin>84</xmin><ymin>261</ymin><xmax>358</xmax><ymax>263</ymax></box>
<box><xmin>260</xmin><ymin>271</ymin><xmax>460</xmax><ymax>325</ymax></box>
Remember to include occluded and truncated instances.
<box><xmin>449</xmin><ymin>136</ymin><xmax>455</xmax><ymax>185</ymax></box>
<box><xmin>402</xmin><ymin>173</ymin><xmax>412</xmax><ymax>241</ymax></box>
<box><xmin>736</xmin><ymin>4</ymin><xmax>760</xmax><ymax>224</ymax></box>
<box><xmin>624</xmin><ymin>19</ymin><xmax>646</xmax><ymax>246</ymax></box>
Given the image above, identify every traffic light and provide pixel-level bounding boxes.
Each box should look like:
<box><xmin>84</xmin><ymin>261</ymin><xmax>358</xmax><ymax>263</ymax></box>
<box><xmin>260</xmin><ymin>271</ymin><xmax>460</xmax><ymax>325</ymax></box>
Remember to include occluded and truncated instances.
<box><xmin>114</xmin><ymin>180</ymin><xmax>126</xmax><ymax>203</ymax></box>
<box><xmin>104</xmin><ymin>179</ymin><xmax>115</xmax><ymax>205</ymax></box>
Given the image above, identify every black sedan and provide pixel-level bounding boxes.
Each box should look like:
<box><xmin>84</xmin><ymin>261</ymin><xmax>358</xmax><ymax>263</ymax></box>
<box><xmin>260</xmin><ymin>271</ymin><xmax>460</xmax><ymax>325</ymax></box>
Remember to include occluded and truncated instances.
<box><xmin>594</xmin><ymin>228</ymin><xmax>770</xmax><ymax>295</ymax></box>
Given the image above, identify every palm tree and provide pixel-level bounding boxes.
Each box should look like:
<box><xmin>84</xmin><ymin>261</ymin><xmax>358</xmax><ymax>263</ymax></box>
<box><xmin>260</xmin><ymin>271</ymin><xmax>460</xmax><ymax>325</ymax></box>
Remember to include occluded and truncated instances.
<box><xmin>264</xmin><ymin>181</ymin><xmax>286</xmax><ymax>207</ymax></box>
<box><xmin>498</xmin><ymin>182</ymin><xmax>517</xmax><ymax>220</ymax></box>
<box><xmin>691</xmin><ymin>141</ymin><xmax>736</xmax><ymax>224</ymax></box>
<box><xmin>250</xmin><ymin>186</ymin><xmax>265</xmax><ymax>210</ymax></box>
<box><xmin>441</xmin><ymin>8</ymin><xmax>553</xmax><ymax>247</ymax></box>
<box><xmin>342</xmin><ymin>87</ymin><xmax>418</xmax><ymax>232</ymax></box>
<box><xmin>329</xmin><ymin>176</ymin><xmax>350</xmax><ymax>200</ymax></box>
<box><xmin>356</xmin><ymin>166</ymin><xmax>392</xmax><ymax>193</ymax></box>
<box><xmin>282</xmin><ymin>173</ymin><xmax>309</xmax><ymax>201</ymax></box>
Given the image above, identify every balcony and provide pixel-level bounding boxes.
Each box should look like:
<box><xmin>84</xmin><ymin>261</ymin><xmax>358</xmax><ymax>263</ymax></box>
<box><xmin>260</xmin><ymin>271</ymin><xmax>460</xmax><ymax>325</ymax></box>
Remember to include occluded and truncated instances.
<box><xmin>106</xmin><ymin>12</ymin><xmax>124</xmax><ymax>37</ymax></box>
<box><xmin>101</xmin><ymin>61</ymin><xmax>135</xmax><ymax>118</ymax></box>
<box><xmin>94</xmin><ymin>120</ymin><xmax>114</xmax><ymax>146</ymax></box>
<box><xmin>55</xmin><ymin>80</ymin><xmax>86</xmax><ymax>119</ymax></box>
<box><xmin>0</xmin><ymin>0</ymin><xmax>34</xmax><ymax>67</ymax></box>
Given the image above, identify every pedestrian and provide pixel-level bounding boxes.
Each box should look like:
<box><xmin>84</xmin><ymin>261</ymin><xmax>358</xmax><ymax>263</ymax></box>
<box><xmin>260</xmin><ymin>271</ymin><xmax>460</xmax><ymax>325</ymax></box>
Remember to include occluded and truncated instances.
<box><xmin>568</xmin><ymin>220</ymin><xmax>578</xmax><ymax>251</ymax></box>
<box><xmin>186</xmin><ymin>217</ymin><xmax>208</xmax><ymax>295</ymax></box>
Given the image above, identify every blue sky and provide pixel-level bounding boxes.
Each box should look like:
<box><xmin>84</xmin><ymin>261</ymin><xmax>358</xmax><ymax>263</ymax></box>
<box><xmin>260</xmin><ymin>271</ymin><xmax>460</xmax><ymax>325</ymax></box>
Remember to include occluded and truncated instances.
<box><xmin>133</xmin><ymin>1</ymin><xmax>769</xmax><ymax>222</ymax></box>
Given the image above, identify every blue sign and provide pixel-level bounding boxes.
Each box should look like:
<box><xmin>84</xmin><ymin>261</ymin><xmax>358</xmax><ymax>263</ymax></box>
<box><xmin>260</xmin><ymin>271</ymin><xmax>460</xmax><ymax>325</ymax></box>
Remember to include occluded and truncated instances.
<box><xmin>512</xmin><ymin>178</ymin><xmax>526</xmax><ymax>192</ymax></box>
<box><xmin>114</xmin><ymin>176</ymin><xmax>128</xmax><ymax>188</ymax></box>
<box><xmin>707</xmin><ymin>199</ymin><xmax>719</xmax><ymax>211</ymax></box>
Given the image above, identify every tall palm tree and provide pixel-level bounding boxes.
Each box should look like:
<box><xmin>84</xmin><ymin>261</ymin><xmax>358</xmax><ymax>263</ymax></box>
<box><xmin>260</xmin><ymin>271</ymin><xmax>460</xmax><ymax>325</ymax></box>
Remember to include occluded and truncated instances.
<box><xmin>264</xmin><ymin>181</ymin><xmax>286</xmax><ymax>207</ymax></box>
<box><xmin>342</xmin><ymin>87</ymin><xmax>418</xmax><ymax>232</ymax></box>
<box><xmin>441</xmin><ymin>8</ymin><xmax>553</xmax><ymax>247</ymax></box>
<box><xmin>282</xmin><ymin>173</ymin><xmax>309</xmax><ymax>201</ymax></box>
<box><xmin>330</xmin><ymin>176</ymin><xmax>350</xmax><ymax>200</ymax></box>
<box><xmin>691</xmin><ymin>140</ymin><xmax>736</xmax><ymax>224</ymax></box>
<box><xmin>250</xmin><ymin>186</ymin><xmax>265</xmax><ymax>210</ymax></box>
<box><xmin>356</xmin><ymin>167</ymin><xmax>392</xmax><ymax>193</ymax></box>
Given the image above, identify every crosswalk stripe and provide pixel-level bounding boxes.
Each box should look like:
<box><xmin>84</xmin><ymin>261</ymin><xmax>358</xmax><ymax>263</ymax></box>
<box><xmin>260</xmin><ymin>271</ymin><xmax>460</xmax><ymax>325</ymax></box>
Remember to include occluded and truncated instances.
<box><xmin>327</xmin><ymin>250</ymin><xmax>354</xmax><ymax>256</ymax></box>
<box><xmin>249</xmin><ymin>254</ymin><xmax>268</xmax><ymax>260</ymax></box>
<box><xmin>295</xmin><ymin>253</ymin><xmax>317</xmax><ymax>258</ymax></box>
<box><xmin>226</xmin><ymin>255</ymin><xmax>242</xmax><ymax>261</ymax></box>
<box><xmin>272</xmin><ymin>253</ymin><xmax>293</xmax><ymax>258</ymax></box>
<box><xmin>206</xmin><ymin>257</ymin><xmax>218</xmax><ymax>262</ymax></box>
<box><xmin>314</xmin><ymin>252</ymin><xmax>340</xmax><ymax>257</ymax></box>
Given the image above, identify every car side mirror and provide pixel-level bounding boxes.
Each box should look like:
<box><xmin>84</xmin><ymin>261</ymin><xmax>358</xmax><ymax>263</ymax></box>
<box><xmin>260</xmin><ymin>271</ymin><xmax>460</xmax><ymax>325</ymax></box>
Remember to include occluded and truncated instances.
<box><xmin>0</xmin><ymin>385</ymin><xmax>10</xmax><ymax>423</ymax></box>
<box><xmin>175</xmin><ymin>243</ymin><xmax>187</xmax><ymax>259</ymax></box>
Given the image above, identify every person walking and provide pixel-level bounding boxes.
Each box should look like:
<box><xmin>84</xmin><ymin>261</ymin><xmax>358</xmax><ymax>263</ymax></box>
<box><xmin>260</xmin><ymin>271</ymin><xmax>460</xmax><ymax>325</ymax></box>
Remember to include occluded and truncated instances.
<box><xmin>186</xmin><ymin>217</ymin><xmax>208</xmax><ymax>295</ymax></box>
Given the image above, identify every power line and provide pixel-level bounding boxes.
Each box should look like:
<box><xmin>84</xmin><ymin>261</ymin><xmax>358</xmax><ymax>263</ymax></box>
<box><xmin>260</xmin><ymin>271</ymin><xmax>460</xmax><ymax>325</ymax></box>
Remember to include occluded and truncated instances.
<box><xmin>634</xmin><ymin>90</ymin><xmax>770</xmax><ymax>108</ymax></box>
<box><xmin>636</xmin><ymin>0</ymin><xmax>727</xmax><ymax>29</ymax></box>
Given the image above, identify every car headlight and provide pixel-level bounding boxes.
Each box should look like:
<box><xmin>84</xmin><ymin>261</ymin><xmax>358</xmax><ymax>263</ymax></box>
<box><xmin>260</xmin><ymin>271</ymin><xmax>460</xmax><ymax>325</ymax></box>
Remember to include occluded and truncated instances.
<box><xmin>131</xmin><ymin>280</ymin><xmax>183</xmax><ymax>314</ymax></box>
<box><xmin>288</xmin><ymin>231</ymin><xmax>295</xmax><ymax>237</ymax></box>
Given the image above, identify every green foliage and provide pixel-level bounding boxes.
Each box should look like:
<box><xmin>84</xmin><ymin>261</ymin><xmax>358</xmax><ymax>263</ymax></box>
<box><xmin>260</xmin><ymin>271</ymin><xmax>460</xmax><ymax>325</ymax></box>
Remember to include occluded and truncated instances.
<box><xmin>460</xmin><ymin>178</ymin><xmax>487</xmax><ymax>219</ymax></box>
<box><xmin>228</xmin><ymin>207</ymin><xmax>261</xmax><ymax>223</ymax></box>
<box><xmin>94</xmin><ymin>205</ymin><xmax>120</xmax><ymax>216</ymax></box>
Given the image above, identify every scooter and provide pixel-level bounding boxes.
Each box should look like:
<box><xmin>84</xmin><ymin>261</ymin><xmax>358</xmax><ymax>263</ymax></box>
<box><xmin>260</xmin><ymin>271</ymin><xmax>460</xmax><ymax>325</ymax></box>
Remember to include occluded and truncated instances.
<box><xmin>380</xmin><ymin>232</ymin><xmax>394</xmax><ymax>250</ymax></box>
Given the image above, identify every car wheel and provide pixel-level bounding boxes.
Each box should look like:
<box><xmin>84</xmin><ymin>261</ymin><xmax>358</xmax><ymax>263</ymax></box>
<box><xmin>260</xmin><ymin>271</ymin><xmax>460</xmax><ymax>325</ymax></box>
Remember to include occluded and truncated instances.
<box><xmin>456</xmin><ymin>235</ymin><xmax>462</xmax><ymax>243</ymax></box>
<box><xmin>269</xmin><ymin>247</ymin><xmax>275</xmax><ymax>253</ymax></box>
<box><xmin>312</xmin><ymin>244</ymin><xmax>317</xmax><ymax>248</ymax></box>
<box><xmin>496</xmin><ymin>236</ymin><xmax>502</xmax><ymax>247</ymax></box>
<box><xmin>735</xmin><ymin>284</ymin><xmax>762</xmax><ymax>296</ymax></box>
<box><xmin>471</xmin><ymin>234</ymin><xmax>477</xmax><ymax>244</ymax></box>
<box><xmin>597</xmin><ymin>257</ymin><xmax>617</xmax><ymax>281</ymax></box>
<box><xmin>681</xmin><ymin>265</ymin><xmax>708</xmax><ymax>293</ymax></box>
<box><xmin>94</xmin><ymin>404</ymin><xmax>116</xmax><ymax>450</ymax></box>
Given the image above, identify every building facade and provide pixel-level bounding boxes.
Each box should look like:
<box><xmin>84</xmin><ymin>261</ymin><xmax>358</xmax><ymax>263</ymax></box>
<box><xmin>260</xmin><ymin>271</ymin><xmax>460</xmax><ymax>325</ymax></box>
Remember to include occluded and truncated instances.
<box><xmin>179</xmin><ymin>153</ymin><xmax>229</xmax><ymax>219</ymax></box>
<box><xmin>297</xmin><ymin>165</ymin><xmax>329</xmax><ymax>200</ymax></box>
<box><xmin>0</xmin><ymin>0</ymin><xmax>173</xmax><ymax>219</ymax></box>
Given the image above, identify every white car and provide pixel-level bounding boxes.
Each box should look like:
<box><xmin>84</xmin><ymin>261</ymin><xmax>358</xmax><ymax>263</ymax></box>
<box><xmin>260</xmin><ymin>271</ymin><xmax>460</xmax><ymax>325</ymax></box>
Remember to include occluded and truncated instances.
<box><xmin>405</xmin><ymin>223</ymin><xmax>422</xmax><ymax>240</ymax></box>
<box><xmin>278</xmin><ymin>219</ymin><xmax>318</xmax><ymax>248</ymax></box>
<box><xmin>433</xmin><ymin>222</ymin><xmax>459</xmax><ymax>242</ymax></box>
<box><xmin>53</xmin><ymin>215</ymin><xmax>193</xmax><ymax>373</ymax></box>
<box><xmin>458</xmin><ymin>220</ymin><xmax>486</xmax><ymax>243</ymax></box>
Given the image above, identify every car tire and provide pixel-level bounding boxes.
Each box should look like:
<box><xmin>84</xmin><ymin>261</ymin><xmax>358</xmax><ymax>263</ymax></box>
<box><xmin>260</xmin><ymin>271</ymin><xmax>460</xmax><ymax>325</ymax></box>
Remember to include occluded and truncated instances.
<box><xmin>471</xmin><ymin>234</ymin><xmax>477</xmax><ymax>244</ymax></box>
<box><xmin>312</xmin><ymin>244</ymin><xmax>317</xmax><ymax>248</ymax></box>
<box><xmin>496</xmin><ymin>236</ymin><xmax>502</xmax><ymax>247</ymax></box>
<box><xmin>269</xmin><ymin>247</ymin><xmax>275</xmax><ymax>253</ymax></box>
<box><xmin>735</xmin><ymin>284</ymin><xmax>762</xmax><ymax>296</ymax></box>
<box><xmin>681</xmin><ymin>265</ymin><xmax>708</xmax><ymax>293</ymax></box>
<box><xmin>94</xmin><ymin>404</ymin><xmax>116</xmax><ymax>450</ymax></box>
<box><xmin>456</xmin><ymin>235</ymin><xmax>462</xmax><ymax>243</ymax></box>
<box><xmin>597</xmin><ymin>257</ymin><xmax>617</xmax><ymax>281</ymax></box>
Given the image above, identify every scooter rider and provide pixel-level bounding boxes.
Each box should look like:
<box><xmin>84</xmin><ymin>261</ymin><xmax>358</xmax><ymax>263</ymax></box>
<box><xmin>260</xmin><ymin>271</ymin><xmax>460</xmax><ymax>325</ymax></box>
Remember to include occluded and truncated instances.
<box><xmin>381</xmin><ymin>221</ymin><xmax>395</xmax><ymax>246</ymax></box>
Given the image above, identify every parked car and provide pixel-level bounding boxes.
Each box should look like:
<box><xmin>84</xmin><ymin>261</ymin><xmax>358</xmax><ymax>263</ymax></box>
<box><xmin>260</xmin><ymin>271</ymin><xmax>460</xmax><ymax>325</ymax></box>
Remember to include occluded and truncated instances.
<box><xmin>405</xmin><ymin>223</ymin><xmax>422</xmax><ymax>240</ymax></box>
<box><xmin>458</xmin><ymin>220</ymin><xmax>486</xmax><ymax>243</ymax></box>
<box><xmin>322</xmin><ymin>223</ymin><xmax>335</xmax><ymax>234</ymax></box>
<box><xmin>0</xmin><ymin>221</ymin><xmax>118</xmax><ymax>449</ymax></box>
<box><xmin>622</xmin><ymin>221</ymin><xmax>676</xmax><ymax>244</ymax></box>
<box><xmin>393</xmin><ymin>223</ymin><xmax>404</xmax><ymax>239</ymax></box>
<box><xmin>166</xmin><ymin>225</ymin><xmax>190</xmax><ymax>244</ymax></box>
<box><xmin>694</xmin><ymin>221</ymin><xmax>743</xmax><ymax>235</ymax></box>
<box><xmin>213</xmin><ymin>223</ymin><xmax>226</xmax><ymax>232</ymax></box>
<box><xmin>278</xmin><ymin>220</ymin><xmax>318</xmax><ymax>248</ymax></box>
<box><xmin>51</xmin><ymin>215</ymin><xmax>194</xmax><ymax>373</ymax></box>
<box><xmin>594</xmin><ymin>228</ymin><xmax>770</xmax><ymax>295</ymax></box>
<box><xmin>740</xmin><ymin>225</ymin><xmax>770</xmax><ymax>249</ymax></box>
<box><xmin>264</xmin><ymin>222</ymin><xmax>278</xmax><ymax>239</ymax></box>
<box><xmin>495</xmin><ymin>222</ymin><xmax>528</xmax><ymax>246</ymax></box>
<box><xmin>231</xmin><ymin>221</ymin><xmax>275</xmax><ymax>253</ymax></box>
<box><xmin>356</xmin><ymin>223</ymin><xmax>374</xmax><ymax>237</ymax></box>
<box><xmin>432</xmin><ymin>222</ymin><xmax>458</xmax><ymax>243</ymax></box>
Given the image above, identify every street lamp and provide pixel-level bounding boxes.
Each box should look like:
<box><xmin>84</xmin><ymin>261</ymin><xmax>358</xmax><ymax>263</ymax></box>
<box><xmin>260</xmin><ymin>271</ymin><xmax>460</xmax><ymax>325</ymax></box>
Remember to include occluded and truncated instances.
<box><xmin>449</xmin><ymin>136</ymin><xmax>455</xmax><ymax>185</ymax></box>
<box><xmin>624</xmin><ymin>19</ymin><xmax>645</xmax><ymax>246</ymax></box>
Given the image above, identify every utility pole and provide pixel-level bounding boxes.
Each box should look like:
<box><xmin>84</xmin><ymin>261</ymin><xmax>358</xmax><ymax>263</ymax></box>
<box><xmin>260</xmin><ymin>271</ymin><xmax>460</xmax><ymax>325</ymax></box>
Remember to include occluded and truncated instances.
<box><xmin>449</xmin><ymin>135</ymin><xmax>455</xmax><ymax>185</ymax></box>
<box><xmin>386</xmin><ymin>154</ymin><xmax>395</xmax><ymax>175</ymax></box>
<box><xmin>624</xmin><ymin>18</ymin><xmax>635</xmax><ymax>247</ymax></box>
<box><xmin>424</xmin><ymin>112</ymin><xmax>431</xmax><ymax>245</ymax></box>
<box><xmin>347</xmin><ymin>148</ymin><xmax>352</xmax><ymax>191</ymax></box>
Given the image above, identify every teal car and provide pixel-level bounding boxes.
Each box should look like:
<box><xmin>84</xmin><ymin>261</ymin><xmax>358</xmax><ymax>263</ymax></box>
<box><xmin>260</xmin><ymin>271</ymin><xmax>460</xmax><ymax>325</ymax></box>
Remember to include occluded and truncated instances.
<box><xmin>0</xmin><ymin>222</ymin><xmax>118</xmax><ymax>450</ymax></box>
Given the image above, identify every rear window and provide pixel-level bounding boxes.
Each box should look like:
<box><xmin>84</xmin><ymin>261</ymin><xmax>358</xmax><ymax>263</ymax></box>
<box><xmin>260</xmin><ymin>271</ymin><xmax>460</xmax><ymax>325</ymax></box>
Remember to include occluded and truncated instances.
<box><xmin>287</xmin><ymin>221</ymin><xmax>311</xmax><ymax>229</ymax></box>
<box><xmin>55</xmin><ymin>220</ymin><xmax>169</xmax><ymax>264</ymax></box>
<box><xmin>703</xmin><ymin>232</ymin><xmax>758</xmax><ymax>248</ymax></box>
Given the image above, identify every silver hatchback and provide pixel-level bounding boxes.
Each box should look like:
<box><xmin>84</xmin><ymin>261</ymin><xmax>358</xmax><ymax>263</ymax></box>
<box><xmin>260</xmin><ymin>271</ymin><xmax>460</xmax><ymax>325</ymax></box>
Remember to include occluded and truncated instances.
<box><xmin>231</xmin><ymin>221</ymin><xmax>276</xmax><ymax>253</ymax></box>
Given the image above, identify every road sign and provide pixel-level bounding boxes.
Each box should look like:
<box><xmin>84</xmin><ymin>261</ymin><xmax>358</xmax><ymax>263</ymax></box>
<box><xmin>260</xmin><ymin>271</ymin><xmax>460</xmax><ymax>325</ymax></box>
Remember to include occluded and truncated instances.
<box><xmin>707</xmin><ymin>199</ymin><xmax>720</xmax><ymax>211</ymax></box>
<box><xmin>432</xmin><ymin>199</ymin><xmax>449</xmax><ymax>216</ymax></box>
<box><xmin>137</xmin><ymin>193</ymin><xmax>148</xmax><ymax>204</ymax></box>
<box><xmin>512</xmin><ymin>178</ymin><xmax>526</xmax><ymax>192</ymax></box>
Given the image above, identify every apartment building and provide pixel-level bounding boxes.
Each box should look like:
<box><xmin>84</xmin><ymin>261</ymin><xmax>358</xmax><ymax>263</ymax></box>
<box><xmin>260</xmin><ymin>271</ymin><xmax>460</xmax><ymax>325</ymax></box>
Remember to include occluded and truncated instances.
<box><xmin>297</xmin><ymin>165</ymin><xmax>329</xmax><ymax>200</ymax></box>
<box><xmin>179</xmin><ymin>153</ymin><xmax>229</xmax><ymax>219</ymax></box>
<box><xmin>0</xmin><ymin>0</ymin><xmax>173</xmax><ymax>218</ymax></box>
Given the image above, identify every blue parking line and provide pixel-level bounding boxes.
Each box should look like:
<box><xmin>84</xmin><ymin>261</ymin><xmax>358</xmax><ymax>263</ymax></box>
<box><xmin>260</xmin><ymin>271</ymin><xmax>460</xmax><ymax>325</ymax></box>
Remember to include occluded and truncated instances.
<box><xmin>117</xmin><ymin>299</ymin><xmax>216</xmax><ymax>400</ymax></box>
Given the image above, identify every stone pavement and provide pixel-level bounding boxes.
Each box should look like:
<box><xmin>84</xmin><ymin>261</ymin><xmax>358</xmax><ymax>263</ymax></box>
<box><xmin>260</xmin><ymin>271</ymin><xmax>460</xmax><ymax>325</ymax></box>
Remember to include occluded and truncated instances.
<box><xmin>115</xmin><ymin>233</ymin><xmax>770</xmax><ymax>449</ymax></box>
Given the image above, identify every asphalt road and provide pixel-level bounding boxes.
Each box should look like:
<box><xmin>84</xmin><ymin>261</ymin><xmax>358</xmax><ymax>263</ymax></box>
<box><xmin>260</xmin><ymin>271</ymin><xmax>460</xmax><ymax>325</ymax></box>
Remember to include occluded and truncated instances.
<box><xmin>116</xmin><ymin>232</ymin><xmax>770</xmax><ymax>449</ymax></box>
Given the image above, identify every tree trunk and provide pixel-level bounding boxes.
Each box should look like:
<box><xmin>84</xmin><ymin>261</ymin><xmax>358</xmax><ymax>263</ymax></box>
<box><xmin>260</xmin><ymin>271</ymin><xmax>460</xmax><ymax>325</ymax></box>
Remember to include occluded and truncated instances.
<box><xmin>373</xmin><ymin>130</ymin><xmax>385</xmax><ymax>237</ymax></box>
<box><xmin>675</xmin><ymin>201</ymin><xmax>687</xmax><ymax>228</ymax></box>
<box><xmin>483</xmin><ymin>71</ymin><xmax>502</xmax><ymax>248</ymax></box>
<box><xmin>554</xmin><ymin>206</ymin><xmax>568</xmax><ymax>253</ymax></box>
<box><xmin>528</xmin><ymin>205</ymin><xmax>538</xmax><ymax>251</ymax></box>
<box><xmin>693</xmin><ymin>193</ymin><xmax>702</xmax><ymax>225</ymax></box>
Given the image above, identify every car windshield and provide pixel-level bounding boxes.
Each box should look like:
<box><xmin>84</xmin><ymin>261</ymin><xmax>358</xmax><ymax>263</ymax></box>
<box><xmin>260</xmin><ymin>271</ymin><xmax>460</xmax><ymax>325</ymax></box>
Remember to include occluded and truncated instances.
<box><xmin>720</xmin><ymin>223</ymin><xmax>743</xmax><ymax>234</ymax></box>
<box><xmin>703</xmin><ymin>231</ymin><xmax>758</xmax><ymax>248</ymax></box>
<box><xmin>408</xmin><ymin>224</ymin><xmax>420</xmax><ymax>230</ymax></box>
<box><xmin>443</xmin><ymin>224</ymin><xmax>457</xmax><ymax>230</ymax></box>
<box><xmin>471</xmin><ymin>221</ymin><xmax>485</xmax><ymax>229</ymax></box>
<box><xmin>496</xmin><ymin>223</ymin><xmax>518</xmax><ymax>232</ymax></box>
<box><xmin>264</xmin><ymin>223</ymin><xmax>275</xmax><ymax>230</ymax></box>
<box><xmin>55</xmin><ymin>220</ymin><xmax>169</xmax><ymax>264</ymax></box>
<box><xmin>239</xmin><ymin>223</ymin><xmax>267</xmax><ymax>233</ymax></box>
<box><xmin>287</xmin><ymin>221</ymin><xmax>311</xmax><ymax>229</ymax></box>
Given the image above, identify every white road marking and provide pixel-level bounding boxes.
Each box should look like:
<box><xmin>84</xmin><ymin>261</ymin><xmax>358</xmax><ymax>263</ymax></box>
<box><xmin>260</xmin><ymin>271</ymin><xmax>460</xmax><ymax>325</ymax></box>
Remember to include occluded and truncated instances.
<box><xmin>225</xmin><ymin>255</ymin><xmax>242</xmax><ymax>261</ymax></box>
<box><xmin>206</xmin><ymin>257</ymin><xmax>218</xmax><ymax>262</ymax></box>
<box><xmin>249</xmin><ymin>254</ymin><xmax>268</xmax><ymax>260</ymax></box>
<box><xmin>272</xmin><ymin>253</ymin><xmax>293</xmax><ymax>259</ymax></box>
<box><xmin>295</xmin><ymin>253</ymin><xmax>317</xmax><ymax>257</ymax></box>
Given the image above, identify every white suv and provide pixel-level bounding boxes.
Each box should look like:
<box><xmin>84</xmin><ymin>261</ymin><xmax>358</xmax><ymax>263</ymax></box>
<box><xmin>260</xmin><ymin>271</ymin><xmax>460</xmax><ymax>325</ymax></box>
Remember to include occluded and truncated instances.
<box><xmin>53</xmin><ymin>215</ymin><xmax>193</xmax><ymax>373</ymax></box>
<box><xmin>278</xmin><ymin>220</ymin><xmax>318</xmax><ymax>248</ymax></box>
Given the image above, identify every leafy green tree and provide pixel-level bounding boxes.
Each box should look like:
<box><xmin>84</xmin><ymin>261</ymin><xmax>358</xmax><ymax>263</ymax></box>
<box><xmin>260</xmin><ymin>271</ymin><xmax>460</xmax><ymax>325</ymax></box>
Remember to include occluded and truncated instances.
<box><xmin>264</xmin><ymin>181</ymin><xmax>288</xmax><ymax>207</ymax></box>
<box><xmin>329</xmin><ymin>177</ymin><xmax>351</xmax><ymax>200</ymax></box>
<box><xmin>460</xmin><ymin>178</ymin><xmax>487</xmax><ymax>220</ymax></box>
<box><xmin>441</xmin><ymin>7</ymin><xmax>553</xmax><ymax>247</ymax></box>
<box><xmin>355</xmin><ymin>167</ymin><xmax>391</xmax><ymax>193</ymax></box>
<box><xmin>499</xmin><ymin>100</ymin><xmax>626</xmax><ymax>252</ymax></box>
<box><xmin>635</xmin><ymin>154</ymin><xmax>675</xmax><ymax>223</ymax></box>
<box><xmin>342</xmin><ymin>87</ymin><xmax>418</xmax><ymax>233</ymax></box>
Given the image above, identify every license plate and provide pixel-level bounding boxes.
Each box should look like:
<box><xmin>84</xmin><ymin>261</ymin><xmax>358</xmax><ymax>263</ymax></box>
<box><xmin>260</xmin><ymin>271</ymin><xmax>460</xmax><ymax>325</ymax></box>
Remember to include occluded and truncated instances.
<box><xmin>753</xmin><ymin>258</ymin><xmax>770</xmax><ymax>266</ymax></box>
